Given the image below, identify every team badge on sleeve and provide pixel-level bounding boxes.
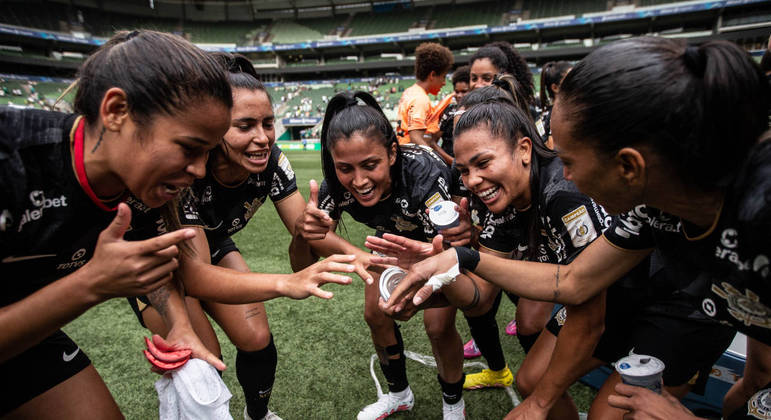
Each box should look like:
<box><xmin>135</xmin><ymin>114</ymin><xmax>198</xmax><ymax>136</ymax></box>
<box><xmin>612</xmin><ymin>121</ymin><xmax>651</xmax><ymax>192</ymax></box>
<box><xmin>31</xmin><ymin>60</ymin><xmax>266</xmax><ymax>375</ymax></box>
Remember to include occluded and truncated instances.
<box><xmin>425</xmin><ymin>192</ymin><xmax>442</xmax><ymax>208</ymax></box>
<box><xmin>561</xmin><ymin>205</ymin><xmax>597</xmax><ymax>248</ymax></box>
<box><xmin>747</xmin><ymin>388</ymin><xmax>771</xmax><ymax>419</ymax></box>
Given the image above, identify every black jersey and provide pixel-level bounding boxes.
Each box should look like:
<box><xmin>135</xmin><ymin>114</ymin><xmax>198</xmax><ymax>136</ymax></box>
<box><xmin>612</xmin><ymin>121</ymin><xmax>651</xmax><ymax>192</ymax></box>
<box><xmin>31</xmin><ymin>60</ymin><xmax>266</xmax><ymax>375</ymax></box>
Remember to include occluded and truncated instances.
<box><xmin>478</xmin><ymin>157</ymin><xmax>610</xmax><ymax>263</ymax></box>
<box><xmin>187</xmin><ymin>144</ymin><xmax>298</xmax><ymax>247</ymax></box>
<box><xmin>317</xmin><ymin>144</ymin><xmax>452</xmax><ymax>242</ymax></box>
<box><xmin>604</xmin><ymin>141</ymin><xmax>771</xmax><ymax>344</ymax></box>
<box><xmin>438</xmin><ymin>103</ymin><xmax>457</xmax><ymax>158</ymax></box>
<box><xmin>0</xmin><ymin>107</ymin><xmax>187</xmax><ymax>307</ymax></box>
<box><xmin>536</xmin><ymin>105</ymin><xmax>552</xmax><ymax>143</ymax></box>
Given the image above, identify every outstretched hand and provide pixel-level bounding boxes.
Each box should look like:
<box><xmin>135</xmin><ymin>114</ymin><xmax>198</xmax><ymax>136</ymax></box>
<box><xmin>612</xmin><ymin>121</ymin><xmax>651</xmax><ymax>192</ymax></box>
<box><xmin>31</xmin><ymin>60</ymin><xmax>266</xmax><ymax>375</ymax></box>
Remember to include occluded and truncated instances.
<box><xmin>282</xmin><ymin>254</ymin><xmax>356</xmax><ymax>299</ymax></box>
<box><xmin>378</xmin><ymin>248</ymin><xmax>460</xmax><ymax>314</ymax></box>
<box><xmin>365</xmin><ymin>233</ymin><xmax>444</xmax><ymax>269</ymax></box>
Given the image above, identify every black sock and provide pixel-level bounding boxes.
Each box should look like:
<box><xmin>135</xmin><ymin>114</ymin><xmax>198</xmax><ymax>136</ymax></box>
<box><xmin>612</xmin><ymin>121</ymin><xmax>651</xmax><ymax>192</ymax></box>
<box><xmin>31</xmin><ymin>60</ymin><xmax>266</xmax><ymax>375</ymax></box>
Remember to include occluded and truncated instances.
<box><xmin>465</xmin><ymin>292</ymin><xmax>506</xmax><ymax>371</ymax></box>
<box><xmin>438</xmin><ymin>374</ymin><xmax>465</xmax><ymax>405</ymax></box>
<box><xmin>380</xmin><ymin>322</ymin><xmax>409</xmax><ymax>393</ymax></box>
<box><xmin>237</xmin><ymin>335</ymin><xmax>277</xmax><ymax>420</ymax></box>
<box><xmin>517</xmin><ymin>332</ymin><xmax>539</xmax><ymax>354</ymax></box>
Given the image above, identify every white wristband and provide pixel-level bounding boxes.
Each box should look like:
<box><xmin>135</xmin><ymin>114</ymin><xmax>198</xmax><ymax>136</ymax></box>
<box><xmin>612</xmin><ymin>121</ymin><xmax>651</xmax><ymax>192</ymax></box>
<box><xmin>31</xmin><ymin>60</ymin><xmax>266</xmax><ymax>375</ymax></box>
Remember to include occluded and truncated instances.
<box><xmin>425</xmin><ymin>263</ymin><xmax>461</xmax><ymax>292</ymax></box>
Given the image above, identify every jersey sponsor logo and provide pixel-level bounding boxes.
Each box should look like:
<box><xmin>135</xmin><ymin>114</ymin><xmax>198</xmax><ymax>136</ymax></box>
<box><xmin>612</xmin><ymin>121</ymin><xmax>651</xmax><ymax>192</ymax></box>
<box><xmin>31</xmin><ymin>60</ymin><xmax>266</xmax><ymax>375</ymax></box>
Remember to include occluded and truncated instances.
<box><xmin>424</xmin><ymin>192</ymin><xmax>442</xmax><ymax>209</ymax></box>
<box><xmin>754</xmin><ymin>255</ymin><xmax>770</xmax><ymax>279</ymax></box>
<box><xmin>57</xmin><ymin>248</ymin><xmax>88</xmax><ymax>270</ymax></box>
<box><xmin>561</xmin><ymin>205</ymin><xmax>597</xmax><ymax>248</ymax></box>
<box><xmin>62</xmin><ymin>347</ymin><xmax>80</xmax><ymax>362</ymax></box>
<box><xmin>2</xmin><ymin>253</ymin><xmax>57</xmax><ymax>263</ymax></box>
<box><xmin>247</xmin><ymin>177</ymin><xmax>266</xmax><ymax>187</ymax></box>
<box><xmin>714</xmin><ymin>228</ymin><xmax>757</xmax><ymax>272</ymax></box>
<box><xmin>202</xmin><ymin>186</ymin><xmax>213</xmax><ymax>203</ymax></box>
<box><xmin>277</xmin><ymin>152</ymin><xmax>295</xmax><ymax>180</ymax></box>
<box><xmin>747</xmin><ymin>388</ymin><xmax>771</xmax><ymax>419</ymax></box>
<box><xmin>711</xmin><ymin>282</ymin><xmax>771</xmax><ymax>330</ymax></box>
<box><xmin>228</xmin><ymin>218</ymin><xmax>243</xmax><ymax>234</ymax></box>
<box><xmin>0</xmin><ymin>209</ymin><xmax>12</xmax><ymax>232</ymax></box>
<box><xmin>125</xmin><ymin>195</ymin><xmax>151</xmax><ymax>214</ymax></box>
<box><xmin>18</xmin><ymin>191</ymin><xmax>69</xmax><ymax>232</ymax></box>
<box><xmin>391</xmin><ymin>215</ymin><xmax>418</xmax><ymax>232</ymax></box>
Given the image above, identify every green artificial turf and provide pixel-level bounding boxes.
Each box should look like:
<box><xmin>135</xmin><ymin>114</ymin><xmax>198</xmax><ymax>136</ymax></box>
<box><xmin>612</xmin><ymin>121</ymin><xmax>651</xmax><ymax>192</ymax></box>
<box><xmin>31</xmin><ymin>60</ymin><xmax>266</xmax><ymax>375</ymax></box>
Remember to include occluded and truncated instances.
<box><xmin>64</xmin><ymin>150</ymin><xmax>596</xmax><ymax>419</ymax></box>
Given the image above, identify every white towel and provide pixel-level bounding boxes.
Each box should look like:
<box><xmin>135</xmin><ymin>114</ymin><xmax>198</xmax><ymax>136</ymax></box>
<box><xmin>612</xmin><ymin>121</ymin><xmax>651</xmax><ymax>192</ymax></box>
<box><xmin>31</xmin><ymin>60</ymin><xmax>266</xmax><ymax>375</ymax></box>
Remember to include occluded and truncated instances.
<box><xmin>154</xmin><ymin>358</ymin><xmax>233</xmax><ymax>420</ymax></box>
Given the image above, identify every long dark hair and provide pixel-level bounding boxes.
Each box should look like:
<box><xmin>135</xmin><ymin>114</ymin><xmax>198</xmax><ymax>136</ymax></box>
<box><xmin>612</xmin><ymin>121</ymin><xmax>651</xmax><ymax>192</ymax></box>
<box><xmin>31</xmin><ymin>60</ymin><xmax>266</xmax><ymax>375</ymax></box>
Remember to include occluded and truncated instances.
<box><xmin>470</xmin><ymin>41</ymin><xmax>534</xmax><ymax>105</ymax></box>
<box><xmin>539</xmin><ymin>61</ymin><xmax>572</xmax><ymax>107</ymax></box>
<box><xmin>75</xmin><ymin>30</ymin><xmax>232</xmax><ymax>244</ymax></box>
<box><xmin>558</xmin><ymin>37</ymin><xmax>770</xmax><ymax>191</ymax></box>
<box><xmin>320</xmin><ymin>91</ymin><xmax>402</xmax><ymax>204</ymax></box>
<box><xmin>454</xmin><ymin>101</ymin><xmax>556</xmax><ymax>258</ymax></box>
<box><xmin>75</xmin><ymin>30</ymin><xmax>232</xmax><ymax>128</ymax></box>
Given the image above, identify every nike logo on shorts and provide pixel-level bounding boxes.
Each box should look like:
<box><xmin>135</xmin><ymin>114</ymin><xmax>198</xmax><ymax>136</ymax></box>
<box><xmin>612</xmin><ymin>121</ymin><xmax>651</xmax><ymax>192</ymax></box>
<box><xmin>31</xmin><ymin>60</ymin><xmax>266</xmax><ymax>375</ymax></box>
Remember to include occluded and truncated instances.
<box><xmin>63</xmin><ymin>347</ymin><xmax>80</xmax><ymax>362</ymax></box>
<box><xmin>2</xmin><ymin>254</ymin><xmax>57</xmax><ymax>263</ymax></box>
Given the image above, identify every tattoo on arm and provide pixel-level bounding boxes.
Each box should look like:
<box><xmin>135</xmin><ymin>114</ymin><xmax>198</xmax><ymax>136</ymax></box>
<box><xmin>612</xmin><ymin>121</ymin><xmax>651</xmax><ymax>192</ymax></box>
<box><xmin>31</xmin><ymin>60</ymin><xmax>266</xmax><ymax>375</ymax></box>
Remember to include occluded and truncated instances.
<box><xmin>244</xmin><ymin>306</ymin><xmax>262</xmax><ymax>320</ymax></box>
<box><xmin>147</xmin><ymin>285</ymin><xmax>171</xmax><ymax>319</ymax></box>
<box><xmin>553</xmin><ymin>265</ymin><xmax>560</xmax><ymax>301</ymax></box>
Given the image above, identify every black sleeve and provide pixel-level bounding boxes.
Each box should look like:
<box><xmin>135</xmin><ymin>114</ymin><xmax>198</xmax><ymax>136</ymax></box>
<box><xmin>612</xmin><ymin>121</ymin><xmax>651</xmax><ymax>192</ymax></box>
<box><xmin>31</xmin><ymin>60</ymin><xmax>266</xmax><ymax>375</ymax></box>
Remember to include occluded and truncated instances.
<box><xmin>542</xmin><ymin>191</ymin><xmax>608</xmax><ymax>263</ymax></box>
<box><xmin>478</xmin><ymin>209</ymin><xmax>521</xmax><ymax>255</ymax></box>
<box><xmin>268</xmin><ymin>145</ymin><xmax>299</xmax><ymax>202</ymax></box>
<box><xmin>317</xmin><ymin>179</ymin><xmax>342</xmax><ymax>220</ymax></box>
<box><xmin>603</xmin><ymin>205</ymin><xmax>657</xmax><ymax>251</ymax></box>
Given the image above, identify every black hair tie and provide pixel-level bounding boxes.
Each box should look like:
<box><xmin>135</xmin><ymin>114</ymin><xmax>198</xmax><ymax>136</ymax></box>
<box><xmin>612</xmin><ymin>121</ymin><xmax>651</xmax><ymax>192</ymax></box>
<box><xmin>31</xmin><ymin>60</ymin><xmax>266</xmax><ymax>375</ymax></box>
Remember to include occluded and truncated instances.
<box><xmin>125</xmin><ymin>30</ymin><xmax>140</xmax><ymax>41</ymax></box>
<box><xmin>683</xmin><ymin>45</ymin><xmax>706</xmax><ymax>77</ymax></box>
<box><xmin>344</xmin><ymin>95</ymin><xmax>359</xmax><ymax>108</ymax></box>
<box><xmin>491</xmin><ymin>75</ymin><xmax>507</xmax><ymax>89</ymax></box>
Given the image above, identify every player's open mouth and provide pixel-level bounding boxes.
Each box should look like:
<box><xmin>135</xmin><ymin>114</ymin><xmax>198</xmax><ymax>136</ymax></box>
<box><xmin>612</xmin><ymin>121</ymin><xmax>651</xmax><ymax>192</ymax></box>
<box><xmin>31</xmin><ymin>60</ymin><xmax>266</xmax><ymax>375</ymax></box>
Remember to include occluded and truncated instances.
<box><xmin>354</xmin><ymin>186</ymin><xmax>375</xmax><ymax>199</ymax></box>
<box><xmin>245</xmin><ymin>150</ymin><xmax>269</xmax><ymax>164</ymax></box>
<box><xmin>477</xmin><ymin>185</ymin><xmax>500</xmax><ymax>203</ymax></box>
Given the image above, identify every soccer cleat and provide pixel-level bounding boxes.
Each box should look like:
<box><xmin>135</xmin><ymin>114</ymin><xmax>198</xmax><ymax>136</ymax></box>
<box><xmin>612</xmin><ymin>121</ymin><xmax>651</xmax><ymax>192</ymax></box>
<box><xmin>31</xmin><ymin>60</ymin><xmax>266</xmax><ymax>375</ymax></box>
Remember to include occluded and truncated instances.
<box><xmin>442</xmin><ymin>398</ymin><xmax>466</xmax><ymax>420</ymax></box>
<box><xmin>463</xmin><ymin>365</ymin><xmax>514</xmax><ymax>390</ymax></box>
<box><xmin>356</xmin><ymin>387</ymin><xmax>415</xmax><ymax>420</ymax></box>
<box><xmin>463</xmin><ymin>339</ymin><xmax>481</xmax><ymax>359</ymax></box>
<box><xmin>243</xmin><ymin>407</ymin><xmax>283</xmax><ymax>420</ymax></box>
<box><xmin>505</xmin><ymin>319</ymin><xmax>517</xmax><ymax>336</ymax></box>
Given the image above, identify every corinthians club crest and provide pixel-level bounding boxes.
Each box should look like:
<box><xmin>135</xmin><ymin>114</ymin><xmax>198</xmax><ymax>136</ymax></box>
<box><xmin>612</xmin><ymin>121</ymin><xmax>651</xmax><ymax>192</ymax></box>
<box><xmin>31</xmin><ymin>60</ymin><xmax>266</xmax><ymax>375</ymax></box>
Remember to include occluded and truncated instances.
<box><xmin>710</xmin><ymin>282</ymin><xmax>771</xmax><ymax>330</ymax></box>
<box><xmin>747</xmin><ymin>388</ymin><xmax>771</xmax><ymax>419</ymax></box>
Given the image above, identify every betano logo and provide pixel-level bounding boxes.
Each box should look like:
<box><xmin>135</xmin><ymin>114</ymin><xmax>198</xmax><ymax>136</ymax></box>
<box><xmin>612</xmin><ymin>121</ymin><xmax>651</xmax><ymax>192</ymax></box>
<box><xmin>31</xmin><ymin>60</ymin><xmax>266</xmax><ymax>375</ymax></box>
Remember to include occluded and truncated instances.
<box><xmin>17</xmin><ymin>190</ymin><xmax>68</xmax><ymax>232</ymax></box>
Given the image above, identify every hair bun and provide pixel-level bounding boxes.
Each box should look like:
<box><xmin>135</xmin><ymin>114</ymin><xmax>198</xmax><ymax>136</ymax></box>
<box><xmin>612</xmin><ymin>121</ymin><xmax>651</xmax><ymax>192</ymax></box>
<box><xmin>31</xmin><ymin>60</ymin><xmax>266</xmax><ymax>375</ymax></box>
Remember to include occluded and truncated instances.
<box><xmin>683</xmin><ymin>45</ymin><xmax>706</xmax><ymax>77</ymax></box>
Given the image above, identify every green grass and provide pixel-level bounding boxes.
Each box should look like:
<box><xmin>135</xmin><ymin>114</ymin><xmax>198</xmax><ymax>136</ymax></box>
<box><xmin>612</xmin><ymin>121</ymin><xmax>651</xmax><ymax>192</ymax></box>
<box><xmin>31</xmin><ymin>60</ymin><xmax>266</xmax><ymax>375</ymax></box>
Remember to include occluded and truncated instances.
<box><xmin>64</xmin><ymin>150</ymin><xmax>596</xmax><ymax>419</ymax></box>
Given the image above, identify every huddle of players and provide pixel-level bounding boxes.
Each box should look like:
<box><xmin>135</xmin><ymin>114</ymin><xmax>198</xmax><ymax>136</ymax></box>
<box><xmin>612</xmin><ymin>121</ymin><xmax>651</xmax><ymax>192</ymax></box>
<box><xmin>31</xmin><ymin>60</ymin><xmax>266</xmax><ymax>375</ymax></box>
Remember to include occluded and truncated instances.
<box><xmin>1</xmin><ymin>29</ymin><xmax>768</xmax><ymax>420</ymax></box>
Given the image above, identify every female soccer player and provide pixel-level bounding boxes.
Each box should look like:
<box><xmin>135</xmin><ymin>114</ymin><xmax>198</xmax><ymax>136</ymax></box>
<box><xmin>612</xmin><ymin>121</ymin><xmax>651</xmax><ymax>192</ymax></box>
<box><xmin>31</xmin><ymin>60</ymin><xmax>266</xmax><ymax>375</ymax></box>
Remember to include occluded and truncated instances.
<box><xmin>0</xmin><ymin>30</ymin><xmax>354</xmax><ymax>419</ymax></box>
<box><xmin>468</xmin><ymin>41</ymin><xmax>535</xmax><ymax>119</ymax></box>
<box><xmin>383</xmin><ymin>37</ymin><xmax>770</xmax><ymax>419</ymax></box>
<box><xmin>133</xmin><ymin>53</ymin><xmax>328</xmax><ymax>420</ymax></box>
<box><xmin>538</xmin><ymin>61</ymin><xmax>572</xmax><ymax>148</ymax></box>
<box><xmin>296</xmin><ymin>91</ymin><xmax>470</xmax><ymax>420</ymax></box>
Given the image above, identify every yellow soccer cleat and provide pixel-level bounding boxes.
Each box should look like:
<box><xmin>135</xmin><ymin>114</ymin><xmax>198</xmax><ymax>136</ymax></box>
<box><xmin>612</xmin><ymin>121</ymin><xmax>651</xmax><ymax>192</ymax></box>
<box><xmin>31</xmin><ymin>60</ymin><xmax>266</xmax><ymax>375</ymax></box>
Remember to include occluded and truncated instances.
<box><xmin>463</xmin><ymin>365</ymin><xmax>514</xmax><ymax>390</ymax></box>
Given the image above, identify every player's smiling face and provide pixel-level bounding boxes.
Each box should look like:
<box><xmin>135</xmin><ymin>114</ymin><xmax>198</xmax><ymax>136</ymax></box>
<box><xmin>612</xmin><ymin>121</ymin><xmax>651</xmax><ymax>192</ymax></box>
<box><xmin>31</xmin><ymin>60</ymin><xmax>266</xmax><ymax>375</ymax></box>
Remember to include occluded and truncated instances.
<box><xmin>454</xmin><ymin>125</ymin><xmax>532</xmax><ymax>214</ymax></box>
<box><xmin>330</xmin><ymin>132</ymin><xmax>397</xmax><ymax>207</ymax></box>
<box><xmin>116</xmin><ymin>97</ymin><xmax>230</xmax><ymax>207</ymax></box>
<box><xmin>223</xmin><ymin>89</ymin><xmax>275</xmax><ymax>174</ymax></box>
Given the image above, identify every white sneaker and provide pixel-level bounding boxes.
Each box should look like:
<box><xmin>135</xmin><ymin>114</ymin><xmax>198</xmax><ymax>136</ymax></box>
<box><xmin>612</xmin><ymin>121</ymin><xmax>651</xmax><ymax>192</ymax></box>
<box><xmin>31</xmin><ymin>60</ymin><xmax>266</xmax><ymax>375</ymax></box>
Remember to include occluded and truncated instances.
<box><xmin>244</xmin><ymin>406</ymin><xmax>282</xmax><ymax>420</ymax></box>
<box><xmin>442</xmin><ymin>398</ymin><xmax>466</xmax><ymax>420</ymax></box>
<box><xmin>356</xmin><ymin>387</ymin><xmax>415</xmax><ymax>420</ymax></box>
